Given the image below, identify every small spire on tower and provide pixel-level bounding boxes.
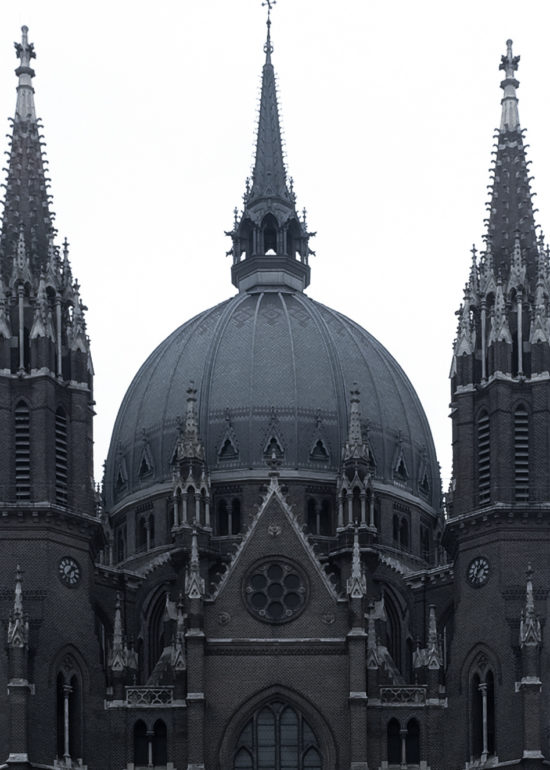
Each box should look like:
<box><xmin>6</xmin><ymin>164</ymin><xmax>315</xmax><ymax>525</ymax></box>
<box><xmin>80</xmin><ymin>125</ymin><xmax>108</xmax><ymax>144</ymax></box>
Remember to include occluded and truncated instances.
<box><xmin>346</xmin><ymin>527</ymin><xmax>367</xmax><ymax>599</ymax></box>
<box><xmin>185</xmin><ymin>530</ymin><xmax>205</xmax><ymax>599</ymax></box>
<box><xmin>7</xmin><ymin>564</ymin><xmax>28</xmax><ymax>648</ymax></box>
<box><xmin>520</xmin><ymin>564</ymin><xmax>541</xmax><ymax>647</ymax></box>
<box><xmin>109</xmin><ymin>592</ymin><xmax>127</xmax><ymax>672</ymax></box>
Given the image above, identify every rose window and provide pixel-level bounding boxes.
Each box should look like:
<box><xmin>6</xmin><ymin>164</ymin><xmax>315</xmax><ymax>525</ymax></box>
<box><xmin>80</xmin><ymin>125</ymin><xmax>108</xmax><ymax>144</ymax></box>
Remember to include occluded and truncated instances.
<box><xmin>244</xmin><ymin>561</ymin><xmax>307</xmax><ymax>622</ymax></box>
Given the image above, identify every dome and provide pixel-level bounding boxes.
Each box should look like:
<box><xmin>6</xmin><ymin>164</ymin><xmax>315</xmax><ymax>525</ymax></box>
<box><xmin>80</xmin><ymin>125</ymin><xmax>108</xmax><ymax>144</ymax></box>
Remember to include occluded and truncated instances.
<box><xmin>105</xmin><ymin>289</ymin><xmax>440</xmax><ymax>510</ymax></box>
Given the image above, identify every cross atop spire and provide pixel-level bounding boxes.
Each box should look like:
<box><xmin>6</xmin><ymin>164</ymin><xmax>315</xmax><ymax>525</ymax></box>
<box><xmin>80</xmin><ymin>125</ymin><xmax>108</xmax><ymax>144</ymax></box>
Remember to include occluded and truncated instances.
<box><xmin>262</xmin><ymin>0</ymin><xmax>276</xmax><ymax>63</ymax></box>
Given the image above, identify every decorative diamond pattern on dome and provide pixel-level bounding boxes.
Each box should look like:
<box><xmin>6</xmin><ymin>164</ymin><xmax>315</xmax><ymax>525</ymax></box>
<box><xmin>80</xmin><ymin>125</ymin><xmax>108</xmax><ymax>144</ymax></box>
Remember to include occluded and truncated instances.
<box><xmin>105</xmin><ymin>293</ymin><xmax>440</xmax><ymax>511</ymax></box>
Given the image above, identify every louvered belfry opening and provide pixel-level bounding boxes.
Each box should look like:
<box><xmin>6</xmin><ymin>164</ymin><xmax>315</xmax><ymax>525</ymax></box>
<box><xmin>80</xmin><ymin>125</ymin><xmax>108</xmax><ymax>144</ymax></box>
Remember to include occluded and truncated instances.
<box><xmin>15</xmin><ymin>401</ymin><xmax>31</xmax><ymax>500</ymax></box>
<box><xmin>55</xmin><ymin>407</ymin><xmax>68</xmax><ymax>504</ymax></box>
<box><xmin>477</xmin><ymin>411</ymin><xmax>490</xmax><ymax>505</ymax></box>
<box><xmin>514</xmin><ymin>406</ymin><xmax>529</xmax><ymax>501</ymax></box>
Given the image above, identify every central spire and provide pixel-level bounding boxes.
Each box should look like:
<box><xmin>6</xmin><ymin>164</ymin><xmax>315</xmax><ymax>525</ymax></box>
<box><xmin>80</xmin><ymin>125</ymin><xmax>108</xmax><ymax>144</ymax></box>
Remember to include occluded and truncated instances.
<box><xmin>227</xmin><ymin>5</ymin><xmax>314</xmax><ymax>293</ymax></box>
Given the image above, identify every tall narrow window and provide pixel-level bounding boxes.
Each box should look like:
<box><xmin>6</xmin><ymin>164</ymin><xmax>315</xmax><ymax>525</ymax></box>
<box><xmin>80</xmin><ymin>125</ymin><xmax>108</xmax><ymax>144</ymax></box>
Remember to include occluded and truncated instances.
<box><xmin>406</xmin><ymin>718</ymin><xmax>420</xmax><ymax>763</ymax></box>
<box><xmin>233</xmin><ymin>701</ymin><xmax>322</xmax><ymax>770</ymax></box>
<box><xmin>478</xmin><ymin>411</ymin><xmax>490</xmax><ymax>505</ymax></box>
<box><xmin>133</xmin><ymin>720</ymin><xmax>148</xmax><ymax>766</ymax></box>
<box><xmin>514</xmin><ymin>407</ymin><xmax>529</xmax><ymax>501</ymax></box>
<box><xmin>153</xmin><ymin>719</ymin><xmax>168</xmax><ymax>765</ymax></box>
<box><xmin>55</xmin><ymin>408</ymin><xmax>68</xmax><ymax>504</ymax></box>
<box><xmin>56</xmin><ymin>663</ymin><xmax>83</xmax><ymax>763</ymax></box>
<box><xmin>15</xmin><ymin>402</ymin><xmax>31</xmax><ymax>500</ymax></box>
<box><xmin>470</xmin><ymin>667</ymin><xmax>496</xmax><ymax>761</ymax></box>
<box><xmin>387</xmin><ymin>718</ymin><xmax>401</xmax><ymax>764</ymax></box>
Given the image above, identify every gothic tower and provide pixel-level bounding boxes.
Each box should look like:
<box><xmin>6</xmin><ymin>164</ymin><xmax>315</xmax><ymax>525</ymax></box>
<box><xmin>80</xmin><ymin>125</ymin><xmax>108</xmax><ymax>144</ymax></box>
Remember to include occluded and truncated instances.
<box><xmin>445</xmin><ymin>41</ymin><xmax>548</xmax><ymax>767</ymax></box>
<box><xmin>0</xmin><ymin>28</ymin><xmax>105</xmax><ymax>770</ymax></box>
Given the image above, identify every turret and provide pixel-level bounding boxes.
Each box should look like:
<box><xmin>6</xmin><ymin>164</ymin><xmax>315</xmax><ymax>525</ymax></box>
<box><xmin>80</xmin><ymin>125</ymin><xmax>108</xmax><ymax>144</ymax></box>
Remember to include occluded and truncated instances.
<box><xmin>337</xmin><ymin>385</ymin><xmax>375</xmax><ymax>529</ymax></box>
<box><xmin>171</xmin><ymin>383</ymin><xmax>211</xmax><ymax>529</ymax></box>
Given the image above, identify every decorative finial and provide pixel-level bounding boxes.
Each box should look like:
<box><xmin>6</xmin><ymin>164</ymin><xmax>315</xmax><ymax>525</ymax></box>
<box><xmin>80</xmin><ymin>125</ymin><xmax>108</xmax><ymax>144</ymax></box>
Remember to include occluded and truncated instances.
<box><xmin>520</xmin><ymin>563</ymin><xmax>541</xmax><ymax>647</ymax></box>
<box><xmin>15</xmin><ymin>26</ymin><xmax>36</xmax><ymax>69</ymax></box>
<box><xmin>499</xmin><ymin>39</ymin><xmax>520</xmax><ymax>132</ymax></box>
<box><xmin>347</xmin><ymin>526</ymin><xmax>367</xmax><ymax>599</ymax></box>
<box><xmin>499</xmin><ymin>39</ymin><xmax>519</xmax><ymax>80</ymax></box>
<box><xmin>262</xmin><ymin>1</ymin><xmax>276</xmax><ymax>62</ymax></box>
<box><xmin>14</xmin><ymin>26</ymin><xmax>37</xmax><ymax>122</ymax></box>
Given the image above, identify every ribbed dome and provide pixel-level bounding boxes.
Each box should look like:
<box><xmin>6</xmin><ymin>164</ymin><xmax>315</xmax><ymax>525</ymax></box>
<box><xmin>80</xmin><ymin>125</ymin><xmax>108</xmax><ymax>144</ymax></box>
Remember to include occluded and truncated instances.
<box><xmin>105</xmin><ymin>290</ymin><xmax>439</xmax><ymax>510</ymax></box>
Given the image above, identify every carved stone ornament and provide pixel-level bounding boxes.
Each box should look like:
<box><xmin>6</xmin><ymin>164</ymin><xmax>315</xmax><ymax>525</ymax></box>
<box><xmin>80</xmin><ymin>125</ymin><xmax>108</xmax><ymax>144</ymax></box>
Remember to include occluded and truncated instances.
<box><xmin>322</xmin><ymin>613</ymin><xmax>335</xmax><ymax>625</ymax></box>
<box><xmin>218</xmin><ymin>612</ymin><xmax>231</xmax><ymax>626</ymax></box>
<box><xmin>268</xmin><ymin>524</ymin><xmax>282</xmax><ymax>537</ymax></box>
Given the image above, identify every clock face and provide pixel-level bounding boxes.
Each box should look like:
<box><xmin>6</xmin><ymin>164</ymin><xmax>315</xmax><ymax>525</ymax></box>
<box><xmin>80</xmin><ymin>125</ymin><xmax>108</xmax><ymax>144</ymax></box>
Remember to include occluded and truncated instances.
<box><xmin>58</xmin><ymin>556</ymin><xmax>81</xmax><ymax>587</ymax></box>
<box><xmin>467</xmin><ymin>556</ymin><xmax>490</xmax><ymax>587</ymax></box>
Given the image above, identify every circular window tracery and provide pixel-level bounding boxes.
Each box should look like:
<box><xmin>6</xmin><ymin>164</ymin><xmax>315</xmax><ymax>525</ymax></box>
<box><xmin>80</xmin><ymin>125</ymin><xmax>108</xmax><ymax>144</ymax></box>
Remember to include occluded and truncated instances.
<box><xmin>244</xmin><ymin>560</ymin><xmax>307</xmax><ymax>622</ymax></box>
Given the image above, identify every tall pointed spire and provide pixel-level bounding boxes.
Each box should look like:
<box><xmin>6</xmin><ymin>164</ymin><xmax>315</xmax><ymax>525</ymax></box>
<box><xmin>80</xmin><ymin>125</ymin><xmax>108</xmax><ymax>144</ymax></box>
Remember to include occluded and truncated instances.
<box><xmin>250</xmin><ymin>2</ymin><xmax>288</xmax><ymax>203</ymax></box>
<box><xmin>486</xmin><ymin>40</ymin><xmax>538</xmax><ymax>284</ymax></box>
<box><xmin>228</xmin><ymin>5</ymin><xmax>313</xmax><ymax>293</ymax></box>
<box><xmin>0</xmin><ymin>27</ymin><xmax>55</xmax><ymax>279</ymax></box>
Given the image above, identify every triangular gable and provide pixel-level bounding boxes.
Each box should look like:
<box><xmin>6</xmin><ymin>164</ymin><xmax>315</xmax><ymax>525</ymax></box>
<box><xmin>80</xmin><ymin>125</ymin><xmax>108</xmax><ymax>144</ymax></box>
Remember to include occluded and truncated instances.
<box><xmin>138</xmin><ymin>436</ymin><xmax>154</xmax><ymax>478</ymax></box>
<box><xmin>217</xmin><ymin>410</ymin><xmax>239</xmax><ymax>461</ymax></box>
<box><xmin>392</xmin><ymin>439</ymin><xmax>409</xmax><ymax>481</ymax></box>
<box><xmin>211</xmin><ymin>475</ymin><xmax>340</xmax><ymax>605</ymax></box>
<box><xmin>309</xmin><ymin>414</ymin><xmax>330</xmax><ymax>462</ymax></box>
<box><xmin>261</xmin><ymin>409</ymin><xmax>286</xmax><ymax>461</ymax></box>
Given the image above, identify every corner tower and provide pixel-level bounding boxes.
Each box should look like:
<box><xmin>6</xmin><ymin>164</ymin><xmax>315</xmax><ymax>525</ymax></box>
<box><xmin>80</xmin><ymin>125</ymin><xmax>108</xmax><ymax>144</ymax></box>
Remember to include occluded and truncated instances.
<box><xmin>0</xmin><ymin>30</ymin><xmax>104</xmax><ymax>770</ymax></box>
<box><xmin>0</xmin><ymin>27</ymin><xmax>94</xmax><ymax>511</ymax></box>
<box><xmin>445</xmin><ymin>41</ymin><xmax>550</xmax><ymax>767</ymax></box>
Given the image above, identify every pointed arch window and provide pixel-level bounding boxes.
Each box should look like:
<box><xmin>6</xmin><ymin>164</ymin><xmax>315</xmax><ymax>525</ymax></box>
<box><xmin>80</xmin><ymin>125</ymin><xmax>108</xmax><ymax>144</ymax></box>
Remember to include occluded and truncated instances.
<box><xmin>477</xmin><ymin>410</ymin><xmax>491</xmax><ymax>505</ymax></box>
<box><xmin>387</xmin><ymin>718</ymin><xmax>401</xmax><ymax>765</ymax></box>
<box><xmin>15</xmin><ymin>401</ymin><xmax>31</xmax><ymax>500</ymax></box>
<box><xmin>56</xmin><ymin>662</ymin><xmax>83</xmax><ymax>763</ymax></box>
<box><xmin>310</xmin><ymin>439</ymin><xmax>329</xmax><ymax>462</ymax></box>
<box><xmin>262</xmin><ymin>213</ymin><xmax>278</xmax><ymax>255</ymax></box>
<box><xmin>233</xmin><ymin>701</ymin><xmax>322</xmax><ymax>770</ymax></box>
<box><xmin>470</xmin><ymin>664</ymin><xmax>496</xmax><ymax>761</ymax></box>
<box><xmin>264</xmin><ymin>436</ymin><xmax>284</xmax><ymax>462</ymax></box>
<box><xmin>55</xmin><ymin>407</ymin><xmax>68</xmax><ymax>504</ymax></box>
<box><xmin>514</xmin><ymin>406</ymin><xmax>529</xmax><ymax>501</ymax></box>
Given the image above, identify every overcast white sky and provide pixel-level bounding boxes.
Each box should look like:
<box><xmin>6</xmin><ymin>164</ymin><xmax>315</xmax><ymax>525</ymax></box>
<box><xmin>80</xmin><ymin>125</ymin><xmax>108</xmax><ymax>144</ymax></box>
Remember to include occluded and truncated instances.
<box><xmin>0</xmin><ymin>0</ymin><xmax>549</xmax><ymax>490</ymax></box>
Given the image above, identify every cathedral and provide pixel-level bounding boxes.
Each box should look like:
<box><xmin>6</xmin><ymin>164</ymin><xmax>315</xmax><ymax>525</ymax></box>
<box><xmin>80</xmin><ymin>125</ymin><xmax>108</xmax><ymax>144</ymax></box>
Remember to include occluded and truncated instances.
<box><xmin>1</xmin><ymin>11</ymin><xmax>549</xmax><ymax>770</ymax></box>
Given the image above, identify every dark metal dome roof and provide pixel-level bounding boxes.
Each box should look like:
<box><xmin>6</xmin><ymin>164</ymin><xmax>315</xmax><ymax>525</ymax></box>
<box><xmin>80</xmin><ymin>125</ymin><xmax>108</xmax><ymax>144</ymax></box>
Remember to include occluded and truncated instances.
<box><xmin>105</xmin><ymin>291</ymin><xmax>440</xmax><ymax>509</ymax></box>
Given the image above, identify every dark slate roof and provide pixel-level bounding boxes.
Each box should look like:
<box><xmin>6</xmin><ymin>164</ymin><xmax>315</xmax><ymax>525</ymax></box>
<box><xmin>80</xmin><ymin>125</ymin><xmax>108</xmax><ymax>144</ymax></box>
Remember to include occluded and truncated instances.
<box><xmin>105</xmin><ymin>291</ymin><xmax>440</xmax><ymax>509</ymax></box>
